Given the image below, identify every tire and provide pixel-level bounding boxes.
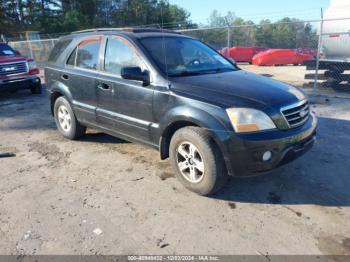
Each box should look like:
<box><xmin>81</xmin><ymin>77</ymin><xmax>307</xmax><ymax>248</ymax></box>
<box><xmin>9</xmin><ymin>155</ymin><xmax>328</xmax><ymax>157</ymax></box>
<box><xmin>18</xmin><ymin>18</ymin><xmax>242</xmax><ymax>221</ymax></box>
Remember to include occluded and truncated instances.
<box><xmin>30</xmin><ymin>83</ymin><xmax>42</xmax><ymax>94</ymax></box>
<box><xmin>169</xmin><ymin>127</ymin><xmax>228</xmax><ymax>196</ymax></box>
<box><xmin>54</xmin><ymin>97</ymin><xmax>86</xmax><ymax>140</ymax></box>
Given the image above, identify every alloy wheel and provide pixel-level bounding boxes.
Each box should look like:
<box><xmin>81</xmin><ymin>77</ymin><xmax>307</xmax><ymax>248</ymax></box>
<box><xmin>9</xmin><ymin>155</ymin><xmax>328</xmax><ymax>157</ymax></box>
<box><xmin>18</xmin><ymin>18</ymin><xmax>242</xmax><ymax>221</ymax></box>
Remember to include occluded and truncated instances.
<box><xmin>57</xmin><ymin>105</ymin><xmax>72</xmax><ymax>132</ymax></box>
<box><xmin>176</xmin><ymin>141</ymin><xmax>205</xmax><ymax>183</ymax></box>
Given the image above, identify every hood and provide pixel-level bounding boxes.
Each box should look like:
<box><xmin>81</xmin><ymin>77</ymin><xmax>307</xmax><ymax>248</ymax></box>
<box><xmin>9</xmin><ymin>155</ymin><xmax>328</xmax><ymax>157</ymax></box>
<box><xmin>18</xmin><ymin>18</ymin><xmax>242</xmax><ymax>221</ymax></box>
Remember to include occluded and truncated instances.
<box><xmin>170</xmin><ymin>70</ymin><xmax>306</xmax><ymax>110</ymax></box>
<box><xmin>0</xmin><ymin>55</ymin><xmax>29</xmax><ymax>63</ymax></box>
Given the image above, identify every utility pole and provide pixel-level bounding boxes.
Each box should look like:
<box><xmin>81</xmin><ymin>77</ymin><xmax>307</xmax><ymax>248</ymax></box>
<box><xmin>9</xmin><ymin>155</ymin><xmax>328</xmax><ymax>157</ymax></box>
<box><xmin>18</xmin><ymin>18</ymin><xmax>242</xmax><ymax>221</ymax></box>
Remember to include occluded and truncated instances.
<box><xmin>314</xmin><ymin>8</ymin><xmax>324</xmax><ymax>93</ymax></box>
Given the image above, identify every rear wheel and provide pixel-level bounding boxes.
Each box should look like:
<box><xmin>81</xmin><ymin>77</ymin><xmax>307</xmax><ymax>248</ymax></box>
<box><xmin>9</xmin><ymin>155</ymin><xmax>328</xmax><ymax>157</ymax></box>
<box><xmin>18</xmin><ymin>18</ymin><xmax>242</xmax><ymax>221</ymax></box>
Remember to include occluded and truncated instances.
<box><xmin>54</xmin><ymin>97</ymin><xmax>86</xmax><ymax>140</ymax></box>
<box><xmin>169</xmin><ymin>127</ymin><xmax>228</xmax><ymax>196</ymax></box>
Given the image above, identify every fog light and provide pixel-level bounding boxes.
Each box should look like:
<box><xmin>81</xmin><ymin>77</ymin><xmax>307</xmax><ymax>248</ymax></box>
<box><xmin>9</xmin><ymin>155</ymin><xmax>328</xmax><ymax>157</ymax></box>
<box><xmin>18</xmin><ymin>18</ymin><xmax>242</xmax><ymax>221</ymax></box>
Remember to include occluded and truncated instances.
<box><xmin>262</xmin><ymin>151</ymin><xmax>272</xmax><ymax>161</ymax></box>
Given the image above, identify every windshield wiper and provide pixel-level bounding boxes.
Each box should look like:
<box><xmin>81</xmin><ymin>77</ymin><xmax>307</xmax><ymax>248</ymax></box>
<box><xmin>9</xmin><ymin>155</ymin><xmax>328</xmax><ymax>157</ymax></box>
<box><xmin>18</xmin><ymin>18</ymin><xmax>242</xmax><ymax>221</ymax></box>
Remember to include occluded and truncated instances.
<box><xmin>169</xmin><ymin>71</ymin><xmax>202</xmax><ymax>77</ymax></box>
<box><xmin>169</xmin><ymin>68</ymin><xmax>235</xmax><ymax>77</ymax></box>
<box><xmin>197</xmin><ymin>68</ymin><xmax>235</xmax><ymax>74</ymax></box>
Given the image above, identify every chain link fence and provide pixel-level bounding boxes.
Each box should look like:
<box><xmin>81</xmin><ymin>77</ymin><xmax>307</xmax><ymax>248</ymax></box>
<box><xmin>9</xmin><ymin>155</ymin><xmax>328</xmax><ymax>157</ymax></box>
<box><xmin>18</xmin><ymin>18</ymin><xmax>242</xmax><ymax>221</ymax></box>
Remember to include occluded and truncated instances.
<box><xmin>309</xmin><ymin>17</ymin><xmax>350</xmax><ymax>92</ymax></box>
<box><xmin>6</xmin><ymin>17</ymin><xmax>350</xmax><ymax>93</ymax></box>
<box><xmin>179</xmin><ymin>17</ymin><xmax>350</xmax><ymax>93</ymax></box>
<box><xmin>179</xmin><ymin>20</ymin><xmax>319</xmax><ymax>91</ymax></box>
<box><xmin>8</xmin><ymin>39</ymin><xmax>59</xmax><ymax>67</ymax></box>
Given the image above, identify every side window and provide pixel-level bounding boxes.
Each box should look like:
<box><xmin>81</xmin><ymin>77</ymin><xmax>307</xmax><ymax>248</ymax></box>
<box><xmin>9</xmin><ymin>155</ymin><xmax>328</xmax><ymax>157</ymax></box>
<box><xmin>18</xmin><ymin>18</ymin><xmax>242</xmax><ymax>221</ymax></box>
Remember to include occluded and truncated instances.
<box><xmin>76</xmin><ymin>38</ymin><xmax>101</xmax><ymax>70</ymax></box>
<box><xmin>104</xmin><ymin>37</ymin><xmax>143</xmax><ymax>76</ymax></box>
<box><xmin>66</xmin><ymin>47</ymin><xmax>77</xmax><ymax>66</ymax></box>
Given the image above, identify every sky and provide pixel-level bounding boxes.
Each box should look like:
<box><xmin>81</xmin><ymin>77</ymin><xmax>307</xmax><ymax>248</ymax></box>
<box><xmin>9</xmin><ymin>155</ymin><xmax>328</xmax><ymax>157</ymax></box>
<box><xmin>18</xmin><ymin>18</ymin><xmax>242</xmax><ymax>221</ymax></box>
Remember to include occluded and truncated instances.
<box><xmin>170</xmin><ymin>0</ymin><xmax>331</xmax><ymax>24</ymax></box>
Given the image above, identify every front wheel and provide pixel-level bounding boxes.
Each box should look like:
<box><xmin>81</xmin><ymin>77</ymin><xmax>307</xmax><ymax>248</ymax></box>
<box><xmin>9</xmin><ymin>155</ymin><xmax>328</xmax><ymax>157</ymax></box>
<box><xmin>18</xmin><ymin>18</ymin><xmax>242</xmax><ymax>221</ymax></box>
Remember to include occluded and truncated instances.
<box><xmin>30</xmin><ymin>80</ymin><xmax>42</xmax><ymax>94</ymax></box>
<box><xmin>54</xmin><ymin>97</ymin><xmax>86</xmax><ymax>140</ymax></box>
<box><xmin>169</xmin><ymin>127</ymin><xmax>228</xmax><ymax>196</ymax></box>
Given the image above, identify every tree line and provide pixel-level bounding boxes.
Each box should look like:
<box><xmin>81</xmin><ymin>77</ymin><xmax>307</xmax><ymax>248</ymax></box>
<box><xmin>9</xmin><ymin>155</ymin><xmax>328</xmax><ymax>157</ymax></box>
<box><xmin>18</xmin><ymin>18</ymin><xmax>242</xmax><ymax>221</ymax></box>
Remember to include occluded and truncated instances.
<box><xmin>0</xmin><ymin>1</ymin><xmax>318</xmax><ymax>49</ymax></box>
<box><xmin>187</xmin><ymin>11</ymin><xmax>318</xmax><ymax>49</ymax></box>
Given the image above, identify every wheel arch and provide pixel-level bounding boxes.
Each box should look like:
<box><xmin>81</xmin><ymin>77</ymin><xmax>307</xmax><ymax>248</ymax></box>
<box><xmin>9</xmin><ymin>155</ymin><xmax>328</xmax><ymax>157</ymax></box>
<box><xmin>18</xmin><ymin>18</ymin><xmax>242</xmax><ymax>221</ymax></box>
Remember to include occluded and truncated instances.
<box><xmin>158</xmin><ymin>107</ymin><xmax>231</xmax><ymax>161</ymax></box>
<box><xmin>159</xmin><ymin>120</ymin><xmax>199</xmax><ymax>160</ymax></box>
<box><xmin>49</xmin><ymin>82</ymin><xmax>74</xmax><ymax>115</ymax></box>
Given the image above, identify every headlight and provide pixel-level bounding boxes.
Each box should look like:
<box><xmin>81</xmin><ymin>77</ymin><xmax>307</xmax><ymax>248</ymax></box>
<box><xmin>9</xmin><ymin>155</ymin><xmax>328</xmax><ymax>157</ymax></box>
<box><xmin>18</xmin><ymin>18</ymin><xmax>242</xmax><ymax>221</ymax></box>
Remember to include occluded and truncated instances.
<box><xmin>226</xmin><ymin>108</ymin><xmax>276</xmax><ymax>133</ymax></box>
<box><xmin>28</xmin><ymin>60</ymin><xmax>37</xmax><ymax>70</ymax></box>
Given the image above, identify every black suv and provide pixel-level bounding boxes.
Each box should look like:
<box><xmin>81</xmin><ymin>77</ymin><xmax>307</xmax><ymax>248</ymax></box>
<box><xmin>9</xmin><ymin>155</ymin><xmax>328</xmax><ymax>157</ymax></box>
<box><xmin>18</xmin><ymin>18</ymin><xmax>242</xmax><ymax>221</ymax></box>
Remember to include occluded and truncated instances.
<box><xmin>45</xmin><ymin>28</ymin><xmax>317</xmax><ymax>195</ymax></box>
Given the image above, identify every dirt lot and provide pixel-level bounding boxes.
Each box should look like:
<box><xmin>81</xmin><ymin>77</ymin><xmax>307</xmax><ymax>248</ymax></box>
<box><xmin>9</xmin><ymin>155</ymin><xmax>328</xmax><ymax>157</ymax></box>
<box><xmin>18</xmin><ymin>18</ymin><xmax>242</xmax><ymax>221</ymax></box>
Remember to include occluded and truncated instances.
<box><xmin>241</xmin><ymin>64</ymin><xmax>308</xmax><ymax>87</ymax></box>
<box><xmin>1</xmin><ymin>66</ymin><xmax>350</xmax><ymax>255</ymax></box>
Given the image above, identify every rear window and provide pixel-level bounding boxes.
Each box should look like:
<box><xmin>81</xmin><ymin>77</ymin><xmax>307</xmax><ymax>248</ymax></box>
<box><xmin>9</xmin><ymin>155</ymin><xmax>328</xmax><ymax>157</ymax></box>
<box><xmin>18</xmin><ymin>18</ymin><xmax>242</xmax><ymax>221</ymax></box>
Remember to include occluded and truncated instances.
<box><xmin>48</xmin><ymin>39</ymin><xmax>72</xmax><ymax>62</ymax></box>
<box><xmin>75</xmin><ymin>38</ymin><xmax>101</xmax><ymax>70</ymax></box>
<box><xmin>0</xmin><ymin>43</ymin><xmax>16</xmax><ymax>56</ymax></box>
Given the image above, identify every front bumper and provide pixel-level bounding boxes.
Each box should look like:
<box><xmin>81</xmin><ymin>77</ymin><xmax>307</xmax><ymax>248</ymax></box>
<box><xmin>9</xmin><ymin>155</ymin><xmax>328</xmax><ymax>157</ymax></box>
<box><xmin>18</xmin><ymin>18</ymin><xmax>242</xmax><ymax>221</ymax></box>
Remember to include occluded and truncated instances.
<box><xmin>0</xmin><ymin>76</ymin><xmax>41</xmax><ymax>92</ymax></box>
<box><xmin>222</xmin><ymin>113</ymin><xmax>317</xmax><ymax>176</ymax></box>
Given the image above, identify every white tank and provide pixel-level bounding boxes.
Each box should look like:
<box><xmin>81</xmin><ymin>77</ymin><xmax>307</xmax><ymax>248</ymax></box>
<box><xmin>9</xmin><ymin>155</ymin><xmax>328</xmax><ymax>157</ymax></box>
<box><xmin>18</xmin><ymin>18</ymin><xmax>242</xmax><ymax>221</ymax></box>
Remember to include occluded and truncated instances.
<box><xmin>322</xmin><ymin>0</ymin><xmax>350</xmax><ymax>61</ymax></box>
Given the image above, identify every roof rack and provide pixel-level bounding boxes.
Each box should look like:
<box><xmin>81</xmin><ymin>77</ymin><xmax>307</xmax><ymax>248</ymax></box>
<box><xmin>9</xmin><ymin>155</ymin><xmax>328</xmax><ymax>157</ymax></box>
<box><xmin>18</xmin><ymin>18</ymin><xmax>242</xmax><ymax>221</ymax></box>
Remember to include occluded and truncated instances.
<box><xmin>71</xmin><ymin>28</ymin><xmax>131</xmax><ymax>34</ymax></box>
<box><xmin>71</xmin><ymin>27</ymin><xmax>181</xmax><ymax>35</ymax></box>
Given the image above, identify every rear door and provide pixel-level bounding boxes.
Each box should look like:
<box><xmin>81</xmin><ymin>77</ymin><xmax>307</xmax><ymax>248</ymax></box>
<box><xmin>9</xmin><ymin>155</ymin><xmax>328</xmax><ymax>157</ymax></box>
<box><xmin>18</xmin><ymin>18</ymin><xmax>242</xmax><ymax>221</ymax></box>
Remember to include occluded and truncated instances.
<box><xmin>64</xmin><ymin>35</ymin><xmax>103</xmax><ymax>124</ymax></box>
<box><xmin>96</xmin><ymin>35</ymin><xmax>155</xmax><ymax>143</ymax></box>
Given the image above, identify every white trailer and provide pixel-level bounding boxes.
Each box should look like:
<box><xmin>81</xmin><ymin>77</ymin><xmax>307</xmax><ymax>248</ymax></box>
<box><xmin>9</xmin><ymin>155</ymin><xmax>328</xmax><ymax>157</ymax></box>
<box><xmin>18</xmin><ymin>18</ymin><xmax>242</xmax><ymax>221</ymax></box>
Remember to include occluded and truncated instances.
<box><xmin>305</xmin><ymin>0</ymin><xmax>350</xmax><ymax>90</ymax></box>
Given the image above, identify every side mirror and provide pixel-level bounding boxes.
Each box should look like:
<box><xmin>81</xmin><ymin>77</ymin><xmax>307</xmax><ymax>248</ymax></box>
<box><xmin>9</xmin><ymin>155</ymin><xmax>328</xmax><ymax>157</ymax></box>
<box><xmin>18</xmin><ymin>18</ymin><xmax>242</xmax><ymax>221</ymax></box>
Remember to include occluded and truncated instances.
<box><xmin>121</xmin><ymin>67</ymin><xmax>150</xmax><ymax>86</ymax></box>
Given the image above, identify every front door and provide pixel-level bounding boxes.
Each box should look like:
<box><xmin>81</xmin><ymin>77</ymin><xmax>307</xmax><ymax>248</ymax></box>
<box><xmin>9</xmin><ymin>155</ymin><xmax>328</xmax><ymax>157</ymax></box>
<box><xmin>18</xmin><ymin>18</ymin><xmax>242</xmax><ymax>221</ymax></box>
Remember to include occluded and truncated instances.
<box><xmin>96</xmin><ymin>35</ymin><xmax>155</xmax><ymax>143</ymax></box>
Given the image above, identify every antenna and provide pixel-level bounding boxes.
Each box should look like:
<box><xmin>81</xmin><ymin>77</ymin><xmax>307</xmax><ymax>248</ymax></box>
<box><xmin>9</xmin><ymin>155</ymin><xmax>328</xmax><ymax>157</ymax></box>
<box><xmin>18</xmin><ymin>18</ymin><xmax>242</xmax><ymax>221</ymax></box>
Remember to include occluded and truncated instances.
<box><xmin>160</xmin><ymin>2</ymin><xmax>170</xmax><ymax>83</ymax></box>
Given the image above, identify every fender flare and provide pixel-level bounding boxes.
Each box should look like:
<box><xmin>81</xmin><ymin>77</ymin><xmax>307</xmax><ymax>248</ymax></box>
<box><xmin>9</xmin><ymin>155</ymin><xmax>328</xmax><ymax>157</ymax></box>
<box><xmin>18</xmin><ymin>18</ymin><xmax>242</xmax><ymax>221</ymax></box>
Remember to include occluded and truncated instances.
<box><xmin>158</xmin><ymin>106</ymin><xmax>232</xmax><ymax>161</ymax></box>
<box><xmin>48</xmin><ymin>81</ymin><xmax>74</xmax><ymax>114</ymax></box>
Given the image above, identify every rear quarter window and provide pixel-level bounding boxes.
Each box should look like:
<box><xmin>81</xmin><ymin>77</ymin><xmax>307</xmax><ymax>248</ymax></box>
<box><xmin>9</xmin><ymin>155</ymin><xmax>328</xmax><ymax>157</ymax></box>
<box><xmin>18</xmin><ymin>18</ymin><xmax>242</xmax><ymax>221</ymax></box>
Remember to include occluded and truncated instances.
<box><xmin>48</xmin><ymin>39</ymin><xmax>72</xmax><ymax>62</ymax></box>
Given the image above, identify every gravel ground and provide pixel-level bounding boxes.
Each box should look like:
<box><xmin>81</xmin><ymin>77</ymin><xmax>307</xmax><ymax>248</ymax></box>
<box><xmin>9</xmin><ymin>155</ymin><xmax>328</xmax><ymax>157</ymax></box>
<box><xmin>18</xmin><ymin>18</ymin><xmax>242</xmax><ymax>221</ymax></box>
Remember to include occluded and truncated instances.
<box><xmin>0</xmin><ymin>67</ymin><xmax>350</xmax><ymax>255</ymax></box>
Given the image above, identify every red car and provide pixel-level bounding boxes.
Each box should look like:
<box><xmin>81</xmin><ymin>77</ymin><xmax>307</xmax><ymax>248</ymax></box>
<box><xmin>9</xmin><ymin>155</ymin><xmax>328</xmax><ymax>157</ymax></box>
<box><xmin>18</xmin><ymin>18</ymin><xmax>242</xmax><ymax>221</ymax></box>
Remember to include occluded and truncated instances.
<box><xmin>0</xmin><ymin>43</ymin><xmax>41</xmax><ymax>94</ymax></box>
<box><xmin>221</xmin><ymin>47</ymin><xmax>268</xmax><ymax>63</ymax></box>
<box><xmin>252</xmin><ymin>49</ymin><xmax>314</xmax><ymax>66</ymax></box>
<box><xmin>219</xmin><ymin>47</ymin><xmax>230</xmax><ymax>58</ymax></box>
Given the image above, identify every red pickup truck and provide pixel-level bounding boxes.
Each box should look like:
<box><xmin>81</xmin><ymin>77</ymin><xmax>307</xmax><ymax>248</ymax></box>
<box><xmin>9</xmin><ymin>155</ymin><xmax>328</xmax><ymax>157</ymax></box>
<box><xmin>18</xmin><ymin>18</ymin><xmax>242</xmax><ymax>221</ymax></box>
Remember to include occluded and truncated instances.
<box><xmin>0</xmin><ymin>43</ymin><xmax>41</xmax><ymax>94</ymax></box>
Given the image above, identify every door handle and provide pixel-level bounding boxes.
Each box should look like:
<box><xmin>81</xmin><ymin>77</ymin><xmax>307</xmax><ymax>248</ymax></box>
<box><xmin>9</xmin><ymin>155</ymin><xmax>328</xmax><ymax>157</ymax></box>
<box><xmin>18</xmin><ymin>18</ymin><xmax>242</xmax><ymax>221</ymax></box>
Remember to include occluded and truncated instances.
<box><xmin>61</xmin><ymin>74</ymin><xmax>69</xmax><ymax>80</ymax></box>
<box><xmin>97</xmin><ymin>82</ymin><xmax>111</xmax><ymax>91</ymax></box>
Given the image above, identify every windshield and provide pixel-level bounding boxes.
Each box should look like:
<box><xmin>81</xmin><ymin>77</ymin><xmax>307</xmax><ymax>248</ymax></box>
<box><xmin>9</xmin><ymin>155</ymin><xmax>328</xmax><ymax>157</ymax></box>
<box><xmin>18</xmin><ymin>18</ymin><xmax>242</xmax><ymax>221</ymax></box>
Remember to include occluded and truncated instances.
<box><xmin>140</xmin><ymin>37</ymin><xmax>238</xmax><ymax>77</ymax></box>
<box><xmin>0</xmin><ymin>44</ymin><xmax>17</xmax><ymax>56</ymax></box>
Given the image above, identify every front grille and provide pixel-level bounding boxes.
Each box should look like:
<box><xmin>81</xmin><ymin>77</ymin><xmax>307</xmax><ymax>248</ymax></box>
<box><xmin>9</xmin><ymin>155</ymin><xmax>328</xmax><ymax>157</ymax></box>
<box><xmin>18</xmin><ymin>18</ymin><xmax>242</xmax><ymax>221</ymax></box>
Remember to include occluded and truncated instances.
<box><xmin>281</xmin><ymin>100</ymin><xmax>310</xmax><ymax>128</ymax></box>
<box><xmin>0</xmin><ymin>61</ymin><xmax>28</xmax><ymax>76</ymax></box>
